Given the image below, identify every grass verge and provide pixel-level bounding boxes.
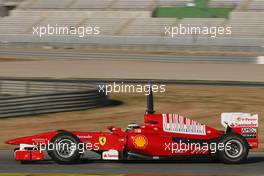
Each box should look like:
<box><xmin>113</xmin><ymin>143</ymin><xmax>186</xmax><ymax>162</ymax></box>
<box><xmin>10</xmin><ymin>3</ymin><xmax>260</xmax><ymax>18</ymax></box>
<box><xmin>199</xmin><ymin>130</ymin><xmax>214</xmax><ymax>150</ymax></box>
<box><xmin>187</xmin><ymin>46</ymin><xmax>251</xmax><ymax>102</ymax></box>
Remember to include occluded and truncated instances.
<box><xmin>153</xmin><ymin>0</ymin><xmax>233</xmax><ymax>18</ymax></box>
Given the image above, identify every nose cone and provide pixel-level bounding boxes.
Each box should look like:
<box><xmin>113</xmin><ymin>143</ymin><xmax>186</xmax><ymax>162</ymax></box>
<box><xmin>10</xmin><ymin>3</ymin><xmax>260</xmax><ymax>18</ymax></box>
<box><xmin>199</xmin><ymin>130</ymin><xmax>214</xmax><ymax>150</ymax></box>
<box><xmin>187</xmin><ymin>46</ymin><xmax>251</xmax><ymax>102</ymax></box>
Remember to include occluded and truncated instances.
<box><xmin>5</xmin><ymin>137</ymin><xmax>26</xmax><ymax>145</ymax></box>
<box><xmin>5</xmin><ymin>131</ymin><xmax>59</xmax><ymax>146</ymax></box>
<box><xmin>6</xmin><ymin>139</ymin><xmax>17</xmax><ymax>145</ymax></box>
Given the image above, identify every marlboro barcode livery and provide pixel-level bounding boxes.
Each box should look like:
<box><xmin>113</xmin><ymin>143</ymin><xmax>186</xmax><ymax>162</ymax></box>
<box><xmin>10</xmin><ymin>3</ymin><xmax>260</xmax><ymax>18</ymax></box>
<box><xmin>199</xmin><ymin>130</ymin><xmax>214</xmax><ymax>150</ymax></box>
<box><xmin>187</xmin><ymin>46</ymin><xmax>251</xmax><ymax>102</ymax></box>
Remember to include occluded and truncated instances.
<box><xmin>6</xmin><ymin>88</ymin><xmax>258</xmax><ymax>164</ymax></box>
<box><xmin>163</xmin><ymin>114</ymin><xmax>206</xmax><ymax>135</ymax></box>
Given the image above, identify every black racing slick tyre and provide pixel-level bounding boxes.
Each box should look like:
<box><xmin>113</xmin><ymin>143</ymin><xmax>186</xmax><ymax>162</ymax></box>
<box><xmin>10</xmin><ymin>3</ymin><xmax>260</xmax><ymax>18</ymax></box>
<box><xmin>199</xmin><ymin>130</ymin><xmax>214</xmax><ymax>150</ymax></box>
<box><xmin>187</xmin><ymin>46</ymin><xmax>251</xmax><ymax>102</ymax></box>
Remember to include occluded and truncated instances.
<box><xmin>217</xmin><ymin>133</ymin><xmax>249</xmax><ymax>164</ymax></box>
<box><xmin>48</xmin><ymin>132</ymin><xmax>81</xmax><ymax>164</ymax></box>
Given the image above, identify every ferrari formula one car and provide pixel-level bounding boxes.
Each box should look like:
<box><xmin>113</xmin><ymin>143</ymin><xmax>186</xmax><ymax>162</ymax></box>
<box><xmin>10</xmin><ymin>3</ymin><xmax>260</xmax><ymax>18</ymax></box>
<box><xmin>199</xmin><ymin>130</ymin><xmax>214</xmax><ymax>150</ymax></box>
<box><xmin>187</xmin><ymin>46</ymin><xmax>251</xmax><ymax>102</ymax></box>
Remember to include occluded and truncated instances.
<box><xmin>6</xmin><ymin>89</ymin><xmax>258</xmax><ymax>164</ymax></box>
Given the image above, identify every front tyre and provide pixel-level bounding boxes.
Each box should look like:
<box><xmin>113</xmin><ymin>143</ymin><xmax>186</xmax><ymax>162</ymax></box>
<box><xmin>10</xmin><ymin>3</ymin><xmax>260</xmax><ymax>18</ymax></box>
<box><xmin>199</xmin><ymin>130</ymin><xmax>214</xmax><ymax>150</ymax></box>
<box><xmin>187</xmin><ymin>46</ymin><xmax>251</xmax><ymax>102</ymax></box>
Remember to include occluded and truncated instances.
<box><xmin>48</xmin><ymin>132</ymin><xmax>81</xmax><ymax>164</ymax></box>
<box><xmin>217</xmin><ymin>133</ymin><xmax>249</xmax><ymax>164</ymax></box>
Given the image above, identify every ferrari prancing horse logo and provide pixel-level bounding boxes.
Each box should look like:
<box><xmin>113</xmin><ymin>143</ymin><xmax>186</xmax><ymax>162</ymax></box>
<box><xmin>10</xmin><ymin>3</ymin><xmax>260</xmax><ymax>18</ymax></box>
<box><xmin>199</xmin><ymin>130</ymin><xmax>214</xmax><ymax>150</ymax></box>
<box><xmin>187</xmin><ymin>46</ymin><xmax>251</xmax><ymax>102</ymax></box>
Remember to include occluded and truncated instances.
<box><xmin>99</xmin><ymin>137</ymin><xmax>106</xmax><ymax>146</ymax></box>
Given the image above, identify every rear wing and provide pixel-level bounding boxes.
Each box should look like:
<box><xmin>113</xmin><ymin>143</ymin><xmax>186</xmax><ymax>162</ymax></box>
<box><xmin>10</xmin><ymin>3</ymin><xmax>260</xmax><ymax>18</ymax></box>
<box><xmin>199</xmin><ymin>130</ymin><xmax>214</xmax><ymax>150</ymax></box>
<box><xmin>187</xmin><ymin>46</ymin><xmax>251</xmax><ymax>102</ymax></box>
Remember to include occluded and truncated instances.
<box><xmin>221</xmin><ymin>113</ymin><xmax>258</xmax><ymax>148</ymax></box>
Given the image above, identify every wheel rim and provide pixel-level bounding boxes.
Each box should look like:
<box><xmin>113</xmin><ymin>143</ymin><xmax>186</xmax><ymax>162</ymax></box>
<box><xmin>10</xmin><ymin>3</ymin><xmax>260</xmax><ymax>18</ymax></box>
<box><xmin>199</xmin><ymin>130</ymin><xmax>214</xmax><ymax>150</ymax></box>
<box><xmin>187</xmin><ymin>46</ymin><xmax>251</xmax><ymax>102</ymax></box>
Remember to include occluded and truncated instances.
<box><xmin>56</xmin><ymin>139</ymin><xmax>76</xmax><ymax>158</ymax></box>
<box><xmin>225</xmin><ymin>139</ymin><xmax>243</xmax><ymax>159</ymax></box>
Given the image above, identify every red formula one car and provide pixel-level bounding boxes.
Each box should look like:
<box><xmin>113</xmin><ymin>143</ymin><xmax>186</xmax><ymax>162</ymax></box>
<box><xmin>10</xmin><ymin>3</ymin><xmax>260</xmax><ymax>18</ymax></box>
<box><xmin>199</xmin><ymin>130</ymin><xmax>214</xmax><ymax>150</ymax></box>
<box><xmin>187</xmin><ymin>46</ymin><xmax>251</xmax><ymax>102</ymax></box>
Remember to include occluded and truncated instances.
<box><xmin>6</xmin><ymin>90</ymin><xmax>258</xmax><ymax>164</ymax></box>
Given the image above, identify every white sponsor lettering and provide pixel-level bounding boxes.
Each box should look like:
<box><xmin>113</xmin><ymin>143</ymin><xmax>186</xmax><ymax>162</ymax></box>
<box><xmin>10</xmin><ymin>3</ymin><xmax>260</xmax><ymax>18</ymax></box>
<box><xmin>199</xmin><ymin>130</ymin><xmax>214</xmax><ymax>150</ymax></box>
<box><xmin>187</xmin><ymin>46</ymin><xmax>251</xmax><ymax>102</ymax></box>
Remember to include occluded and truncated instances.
<box><xmin>221</xmin><ymin>113</ymin><xmax>258</xmax><ymax>128</ymax></box>
<box><xmin>242</xmin><ymin>128</ymin><xmax>257</xmax><ymax>133</ymax></box>
<box><xmin>102</xmin><ymin>150</ymin><xmax>119</xmax><ymax>160</ymax></box>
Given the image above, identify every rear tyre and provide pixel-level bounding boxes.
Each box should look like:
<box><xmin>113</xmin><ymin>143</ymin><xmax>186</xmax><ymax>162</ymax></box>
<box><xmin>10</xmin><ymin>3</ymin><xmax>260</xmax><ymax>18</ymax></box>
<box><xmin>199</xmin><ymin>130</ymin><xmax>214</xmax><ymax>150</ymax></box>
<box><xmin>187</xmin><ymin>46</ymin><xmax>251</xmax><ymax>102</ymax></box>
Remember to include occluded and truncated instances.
<box><xmin>217</xmin><ymin>133</ymin><xmax>249</xmax><ymax>164</ymax></box>
<box><xmin>48</xmin><ymin>132</ymin><xmax>81</xmax><ymax>164</ymax></box>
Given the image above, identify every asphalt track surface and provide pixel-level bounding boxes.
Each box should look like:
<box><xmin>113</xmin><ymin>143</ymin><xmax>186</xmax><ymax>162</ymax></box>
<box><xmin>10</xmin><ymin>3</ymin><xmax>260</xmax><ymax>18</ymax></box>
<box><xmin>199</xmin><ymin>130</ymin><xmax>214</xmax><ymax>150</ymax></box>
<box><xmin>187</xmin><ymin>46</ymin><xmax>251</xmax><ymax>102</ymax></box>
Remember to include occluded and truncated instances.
<box><xmin>0</xmin><ymin>151</ymin><xmax>263</xmax><ymax>175</ymax></box>
<box><xmin>0</xmin><ymin>49</ymin><xmax>263</xmax><ymax>64</ymax></box>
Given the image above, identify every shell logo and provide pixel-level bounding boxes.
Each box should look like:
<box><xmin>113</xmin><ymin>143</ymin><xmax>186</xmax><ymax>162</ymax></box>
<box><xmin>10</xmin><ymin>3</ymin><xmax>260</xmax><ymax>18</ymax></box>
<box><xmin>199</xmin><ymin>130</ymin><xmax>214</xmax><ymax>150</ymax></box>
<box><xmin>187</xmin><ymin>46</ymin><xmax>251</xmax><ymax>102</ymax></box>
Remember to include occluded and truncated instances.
<box><xmin>133</xmin><ymin>135</ymin><xmax>148</xmax><ymax>149</ymax></box>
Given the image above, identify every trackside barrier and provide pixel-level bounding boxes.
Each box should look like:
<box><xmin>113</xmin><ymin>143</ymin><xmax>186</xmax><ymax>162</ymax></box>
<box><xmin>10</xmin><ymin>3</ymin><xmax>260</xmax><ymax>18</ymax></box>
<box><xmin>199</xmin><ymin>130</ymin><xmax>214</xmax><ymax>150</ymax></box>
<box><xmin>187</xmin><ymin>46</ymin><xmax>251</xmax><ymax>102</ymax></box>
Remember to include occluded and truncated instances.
<box><xmin>0</xmin><ymin>79</ymin><xmax>107</xmax><ymax>118</ymax></box>
<box><xmin>0</xmin><ymin>35</ymin><xmax>262</xmax><ymax>53</ymax></box>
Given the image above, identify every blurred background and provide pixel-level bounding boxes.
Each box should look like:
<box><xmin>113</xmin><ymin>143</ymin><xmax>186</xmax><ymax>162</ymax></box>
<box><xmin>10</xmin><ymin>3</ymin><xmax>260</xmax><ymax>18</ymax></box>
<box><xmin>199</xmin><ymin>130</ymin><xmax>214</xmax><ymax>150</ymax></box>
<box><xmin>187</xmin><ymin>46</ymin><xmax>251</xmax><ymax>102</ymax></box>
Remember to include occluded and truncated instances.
<box><xmin>0</xmin><ymin>0</ymin><xmax>263</xmax><ymax>55</ymax></box>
